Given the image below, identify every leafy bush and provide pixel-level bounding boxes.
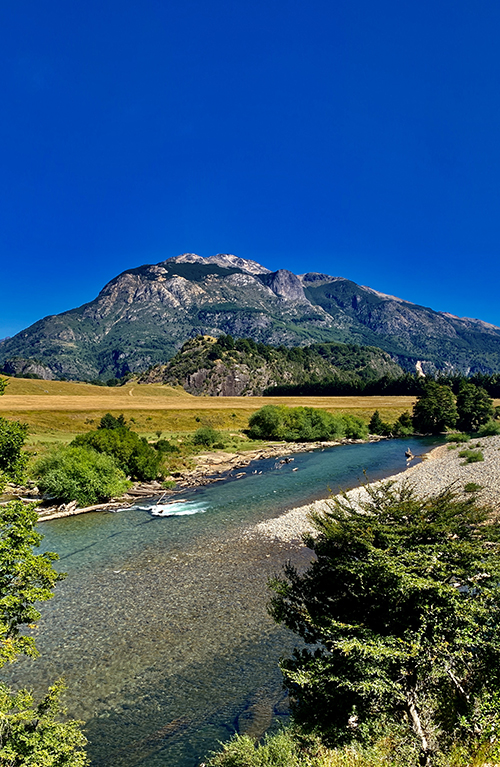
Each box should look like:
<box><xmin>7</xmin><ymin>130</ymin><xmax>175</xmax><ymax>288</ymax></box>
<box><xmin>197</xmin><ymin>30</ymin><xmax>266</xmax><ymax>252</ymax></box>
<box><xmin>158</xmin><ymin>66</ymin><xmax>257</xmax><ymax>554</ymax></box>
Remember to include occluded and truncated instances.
<box><xmin>161</xmin><ymin>479</ymin><xmax>176</xmax><ymax>490</ymax></box>
<box><xmin>368</xmin><ymin>410</ymin><xmax>391</xmax><ymax>436</ymax></box>
<box><xmin>0</xmin><ymin>681</ymin><xmax>89</xmax><ymax>766</ymax></box>
<box><xmin>445</xmin><ymin>432</ymin><xmax>470</xmax><ymax>443</ymax></box>
<box><xmin>155</xmin><ymin>439</ymin><xmax>181</xmax><ymax>454</ymax></box>
<box><xmin>206</xmin><ymin>731</ymin><xmax>302</xmax><ymax>767</ymax></box>
<box><xmin>477</xmin><ymin>419</ymin><xmax>500</xmax><ymax>437</ymax></box>
<box><xmin>392</xmin><ymin>410</ymin><xmax>413</xmax><ymax>437</ymax></box>
<box><xmin>458</xmin><ymin>448</ymin><xmax>484</xmax><ymax>464</ymax></box>
<box><xmin>72</xmin><ymin>428</ymin><xmax>161</xmax><ymax>481</ymax></box>
<box><xmin>32</xmin><ymin>446</ymin><xmax>130</xmax><ymax>505</ymax></box>
<box><xmin>247</xmin><ymin>405</ymin><xmax>367</xmax><ymax>442</ymax></box>
<box><xmin>192</xmin><ymin>426</ymin><xmax>226</xmax><ymax>448</ymax></box>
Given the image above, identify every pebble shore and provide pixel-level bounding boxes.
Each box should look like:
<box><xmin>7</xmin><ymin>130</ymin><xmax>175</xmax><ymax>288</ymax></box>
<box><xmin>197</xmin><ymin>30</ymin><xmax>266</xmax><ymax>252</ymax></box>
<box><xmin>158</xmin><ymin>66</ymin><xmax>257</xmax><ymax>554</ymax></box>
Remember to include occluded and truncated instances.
<box><xmin>246</xmin><ymin>435</ymin><xmax>500</xmax><ymax>544</ymax></box>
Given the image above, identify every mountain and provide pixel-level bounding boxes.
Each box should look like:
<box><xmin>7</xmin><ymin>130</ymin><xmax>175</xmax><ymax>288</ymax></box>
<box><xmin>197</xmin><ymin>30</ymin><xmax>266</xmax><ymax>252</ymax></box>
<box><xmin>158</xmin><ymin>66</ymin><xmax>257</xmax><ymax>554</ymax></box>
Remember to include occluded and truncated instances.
<box><xmin>138</xmin><ymin>335</ymin><xmax>404</xmax><ymax>396</ymax></box>
<box><xmin>1</xmin><ymin>252</ymin><xmax>500</xmax><ymax>380</ymax></box>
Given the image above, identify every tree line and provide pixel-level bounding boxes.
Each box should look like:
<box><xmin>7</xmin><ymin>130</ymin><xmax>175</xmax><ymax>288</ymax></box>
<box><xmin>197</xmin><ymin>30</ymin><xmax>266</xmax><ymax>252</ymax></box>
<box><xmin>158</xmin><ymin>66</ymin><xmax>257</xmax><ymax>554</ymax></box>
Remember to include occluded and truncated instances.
<box><xmin>265</xmin><ymin>371</ymin><xmax>500</xmax><ymax>398</ymax></box>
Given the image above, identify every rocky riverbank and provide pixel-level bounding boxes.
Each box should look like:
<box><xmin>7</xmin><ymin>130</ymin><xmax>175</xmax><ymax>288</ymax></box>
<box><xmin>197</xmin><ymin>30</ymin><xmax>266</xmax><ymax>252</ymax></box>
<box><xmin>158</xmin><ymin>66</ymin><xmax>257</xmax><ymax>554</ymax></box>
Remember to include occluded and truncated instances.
<box><xmin>246</xmin><ymin>435</ymin><xmax>500</xmax><ymax>544</ymax></box>
<box><xmin>6</xmin><ymin>437</ymin><xmax>375</xmax><ymax>522</ymax></box>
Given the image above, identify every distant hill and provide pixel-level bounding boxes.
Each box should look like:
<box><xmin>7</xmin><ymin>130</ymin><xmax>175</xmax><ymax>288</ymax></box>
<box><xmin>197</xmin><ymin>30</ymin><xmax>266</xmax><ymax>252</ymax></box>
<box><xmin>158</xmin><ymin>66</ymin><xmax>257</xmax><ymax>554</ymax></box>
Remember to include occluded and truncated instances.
<box><xmin>1</xmin><ymin>252</ymin><xmax>500</xmax><ymax>380</ymax></box>
<box><xmin>138</xmin><ymin>335</ymin><xmax>404</xmax><ymax>396</ymax></box>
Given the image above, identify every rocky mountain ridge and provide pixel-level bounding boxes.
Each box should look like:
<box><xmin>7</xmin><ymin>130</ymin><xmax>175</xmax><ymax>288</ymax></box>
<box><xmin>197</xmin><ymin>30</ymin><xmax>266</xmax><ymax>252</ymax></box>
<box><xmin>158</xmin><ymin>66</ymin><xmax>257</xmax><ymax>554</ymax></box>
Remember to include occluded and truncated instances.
<box><xmin>1</xmin><ymin>252</ymin><xmax>500</xmax><ymax>380</ymax></box>
<box><xmin>139</xmin><ymin>335</ymin><xmax>403</xmax><ymax>396</ymax></box>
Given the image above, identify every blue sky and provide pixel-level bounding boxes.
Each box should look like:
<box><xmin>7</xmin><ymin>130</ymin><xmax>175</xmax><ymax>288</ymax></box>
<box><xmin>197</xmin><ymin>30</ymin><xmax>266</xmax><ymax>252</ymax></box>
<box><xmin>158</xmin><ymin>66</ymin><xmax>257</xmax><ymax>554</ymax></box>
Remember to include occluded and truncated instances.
<box><xmin>1</xmin><ymin>0</ymin><xmax>500</xmax><ymax>338</ymax></box>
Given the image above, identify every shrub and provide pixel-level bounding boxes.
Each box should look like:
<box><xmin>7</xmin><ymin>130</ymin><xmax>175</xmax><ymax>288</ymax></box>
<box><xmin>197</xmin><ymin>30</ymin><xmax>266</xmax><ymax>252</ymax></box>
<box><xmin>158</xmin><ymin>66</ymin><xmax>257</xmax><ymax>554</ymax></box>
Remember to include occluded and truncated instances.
<box><xmin>161</xmin><ymin>479</ymin><xmax>176</xmax><ymax>490</ymax></box>
<box><xmin>192</xmin><ymin>426</ymin><xmax>225</xmax><ymax>448</ymax></box>
<box><xmin>155</xmin><ymin>439</ymin><xmax>181</xmax><ymax>454</ymax></box>
<box><xmin>393</xmin><ymin>410</ymin><xmax>413</xmax><ymax>437</ymax></box>
<box><xmin>32</xmin><ymin>446</ymin><xmax>130</xmax><ymax>505</ymax></box>
<box><xmin>247</xmin><ymin>405</ymin><xmax>367</xmax><ymax>442</ymax></box>
<box><xmin>458</xmin><ymin>448</ymin><xmax>484</xmax><ymax>464</ymax></box>
<box><xmin>477</xmin><ymin>419</ymin><xmax>500</xmax><ymax>437</ymax></box>
<box><xmin>72</xmin><ymin>428</ymin><xmax>161</xmax><ymax>481</ymax></box>
<box><xmin>206</xmin><ymin>730</ymin><xmax>302</xmax><ymax>767</ymax></box>
<box><xmin>445</xmin><ymin>432</ymin><xmax>470</xmax><ymax>443</ymax></box>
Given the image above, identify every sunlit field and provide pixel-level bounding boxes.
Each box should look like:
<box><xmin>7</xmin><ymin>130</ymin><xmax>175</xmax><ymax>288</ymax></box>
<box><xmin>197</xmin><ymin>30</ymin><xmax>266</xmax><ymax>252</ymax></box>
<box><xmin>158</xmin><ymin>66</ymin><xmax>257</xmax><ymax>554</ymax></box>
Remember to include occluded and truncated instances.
<box><xmin>0</xmin><ymin>376</ymin><xmax>423</xmax><ymax>442</ymax></box>
<box><xmin>3</xmin><ymin>375</ymin><xmax>497</xmax><ymax>445</ymax></box>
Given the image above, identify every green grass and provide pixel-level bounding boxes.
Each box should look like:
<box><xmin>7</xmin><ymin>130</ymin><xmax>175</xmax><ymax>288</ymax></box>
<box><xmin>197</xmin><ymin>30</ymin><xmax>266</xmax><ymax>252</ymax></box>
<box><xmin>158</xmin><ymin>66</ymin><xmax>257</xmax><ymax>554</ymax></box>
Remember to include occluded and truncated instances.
<box><xmin>464</xmin><ymin>482</ymin><xmax>483</xmax><ymax>493</ymax></box>
<box><xmin>458</xmin><ymin>448</ymin><xmax>484</xmax><ymax>464</ymax></box>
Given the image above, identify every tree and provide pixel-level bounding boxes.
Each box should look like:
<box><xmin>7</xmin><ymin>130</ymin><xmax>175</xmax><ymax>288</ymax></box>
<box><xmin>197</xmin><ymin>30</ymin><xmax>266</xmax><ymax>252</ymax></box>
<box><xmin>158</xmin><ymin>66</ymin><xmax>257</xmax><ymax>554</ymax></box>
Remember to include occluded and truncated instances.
<box><xmin>412</xmin><ymin>381</ymin><xmax>457</xmax><ymax>434</ymax></box>
<box><xmin>456</xmin><ymin>382</ymin><xmax>494</xmax><ymax>432</ymax></box>
<box><xmin>0</xmin><ymin>418</ymin><xmax>29</xmax><ymax>491</ymax></box>
<box><xmin>72</xmin><ymin>426</ymin><xmax>161</xmax><ymax>481</ymax></box>
<box><xmin>0</xmin><ymin>377</ymin><xmax>7</xmax><ymax>396</ymax></box>
<box><xmin>269</xmin><ymin>483</ymin><xmax>500</xmax><ymax>765</ymax></box>
<box><xmin>0</xmin><ymin>500</ymin><xmax>89</xmax><ymax>764</ymax></box>
<box><xmin>98</xmin><ymin>412</ymin><xmax>128</xmax><ymax>430</ymax></box>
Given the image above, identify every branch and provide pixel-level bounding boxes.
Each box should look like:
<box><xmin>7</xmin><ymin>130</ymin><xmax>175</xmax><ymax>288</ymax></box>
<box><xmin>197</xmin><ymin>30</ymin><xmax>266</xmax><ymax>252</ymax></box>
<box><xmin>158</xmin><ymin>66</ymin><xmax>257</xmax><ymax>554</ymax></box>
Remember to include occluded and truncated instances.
<box><xmin>406</xmin><ymin>691</ymin><xmax>432</xmax><ymax>766</ymax></box>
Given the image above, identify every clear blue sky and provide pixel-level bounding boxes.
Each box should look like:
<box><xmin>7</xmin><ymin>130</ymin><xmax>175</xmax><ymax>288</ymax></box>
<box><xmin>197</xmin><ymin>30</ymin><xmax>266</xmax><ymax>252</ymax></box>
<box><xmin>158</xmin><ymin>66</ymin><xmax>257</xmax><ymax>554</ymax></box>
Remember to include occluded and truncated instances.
<box><xmin>1</xmin><ymin>0</ymin><xmax>500</xmax><ymax>339</ymax></box>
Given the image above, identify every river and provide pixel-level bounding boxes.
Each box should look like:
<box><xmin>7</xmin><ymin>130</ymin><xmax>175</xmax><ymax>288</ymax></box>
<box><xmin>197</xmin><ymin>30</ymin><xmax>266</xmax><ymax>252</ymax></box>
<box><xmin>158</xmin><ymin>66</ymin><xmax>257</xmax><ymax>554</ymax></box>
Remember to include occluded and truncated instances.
<box><xmin>2</xmin><ymin>437</ymin><xmax>439</xmax><ymax>767</ymax></box>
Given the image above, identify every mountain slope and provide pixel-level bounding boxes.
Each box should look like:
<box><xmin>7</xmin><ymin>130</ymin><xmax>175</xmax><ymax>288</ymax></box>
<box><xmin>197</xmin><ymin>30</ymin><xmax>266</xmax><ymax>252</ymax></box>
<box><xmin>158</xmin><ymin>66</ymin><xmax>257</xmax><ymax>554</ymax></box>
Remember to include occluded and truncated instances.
<box><xmin>138</xmin><ymin>335</ymin><xmax>404</xmax><ymax>396</ymax></box>
<box><xmin>1</xmin><ymin>253</ymin><xmax>500</xmax><ymax>379</ymax></box>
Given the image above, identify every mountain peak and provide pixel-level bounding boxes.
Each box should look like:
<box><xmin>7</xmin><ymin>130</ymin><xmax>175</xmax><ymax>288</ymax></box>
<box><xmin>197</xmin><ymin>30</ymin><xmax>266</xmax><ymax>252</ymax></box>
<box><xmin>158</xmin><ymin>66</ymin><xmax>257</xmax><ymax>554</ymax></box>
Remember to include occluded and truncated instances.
<box><xmin>164</xmin><ymin>253</ymin><xmax>270</xmax><ymax>276</ymax></box>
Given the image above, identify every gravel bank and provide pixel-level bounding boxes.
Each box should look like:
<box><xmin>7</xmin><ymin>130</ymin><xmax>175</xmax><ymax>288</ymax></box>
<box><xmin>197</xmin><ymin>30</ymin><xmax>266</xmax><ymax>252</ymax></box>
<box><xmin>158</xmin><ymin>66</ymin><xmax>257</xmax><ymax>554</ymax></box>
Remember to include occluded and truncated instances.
<box><xmin>245</xmin><ymin>435</ymin><xmax>500</xmax><ymax>544</ymax></box>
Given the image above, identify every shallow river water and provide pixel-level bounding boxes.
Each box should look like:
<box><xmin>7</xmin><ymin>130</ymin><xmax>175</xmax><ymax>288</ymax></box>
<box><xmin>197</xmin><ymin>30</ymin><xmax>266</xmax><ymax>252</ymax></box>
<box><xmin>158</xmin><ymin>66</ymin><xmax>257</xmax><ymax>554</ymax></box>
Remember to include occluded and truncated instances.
<box><xmin>3</xmin><ymin>437</ymin><xmax>438</xmax><ymax>767</ymax></box>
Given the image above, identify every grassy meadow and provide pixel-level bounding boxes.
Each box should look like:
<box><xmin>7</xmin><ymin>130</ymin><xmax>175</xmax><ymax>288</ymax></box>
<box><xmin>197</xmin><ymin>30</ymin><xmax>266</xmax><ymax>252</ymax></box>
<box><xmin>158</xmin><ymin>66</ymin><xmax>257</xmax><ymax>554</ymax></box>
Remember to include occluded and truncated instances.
<box><xmin>0</xmin><ymin>375</ymin><xmax>422</xmax><ymax>444</ymax></box>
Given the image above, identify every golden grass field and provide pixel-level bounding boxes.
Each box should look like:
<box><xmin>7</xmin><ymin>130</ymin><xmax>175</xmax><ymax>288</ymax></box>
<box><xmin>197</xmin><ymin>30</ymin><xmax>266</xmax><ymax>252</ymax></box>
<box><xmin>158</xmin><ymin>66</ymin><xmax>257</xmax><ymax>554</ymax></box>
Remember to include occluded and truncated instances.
<box><xmin>0</xmin><ymin>375</ymin><xmax>415</xmax><ymax>441</ymax></box>
<box><xmin>1</xmin><ymin>375</ymin><xmax>498</xmax><ymax>443</ymax></box>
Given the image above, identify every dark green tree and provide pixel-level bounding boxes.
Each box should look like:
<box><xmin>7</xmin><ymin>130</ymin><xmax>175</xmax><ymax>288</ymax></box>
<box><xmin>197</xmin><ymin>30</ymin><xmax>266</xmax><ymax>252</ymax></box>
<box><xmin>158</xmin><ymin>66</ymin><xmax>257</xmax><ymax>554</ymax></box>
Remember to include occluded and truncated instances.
<box><xmin>412</xmin><ymin>381</ymin><xmax>457</xmax><ymax>434</ymax></box>
<box><xmin>269</xmin><ymin>483</ymin><xmax>500</xmax><ymax>765</ymax></box>
<box><xmin>72</xmin><ymin>427</ymin><xmax>161</xmax><ymax>481</ymax></box>
<box><xmin>0</xmin><ymin>377</ymin><xmax>7</xmax><ymax>396</ymax></box>
<box><xmin>368</xmin><ymin>410</ymin><xmax>384</xmax><ymax>434</ymax></box>
<box><xmin>456</xmin><ymin>382</ymin><xmax>494</xmax><ymax>432</ymax></box>
<box><xmin>0</xmin><ymin>418</ymin><xmax>29</xmax><ymax>491</ymax></box>
<box><xmin>98</xmin><ymin>412</ymin><xmax>128</xmax><ymax>430</ymax></box>
<box><xmin>393</xmin><ymin>410</ymin><xmax>413</xmax><ymax>437</ymax></box>
<box><xmin>0</xmin><ymin>500</ymin><xmax>89</xmax><ymax>764</ymax></box>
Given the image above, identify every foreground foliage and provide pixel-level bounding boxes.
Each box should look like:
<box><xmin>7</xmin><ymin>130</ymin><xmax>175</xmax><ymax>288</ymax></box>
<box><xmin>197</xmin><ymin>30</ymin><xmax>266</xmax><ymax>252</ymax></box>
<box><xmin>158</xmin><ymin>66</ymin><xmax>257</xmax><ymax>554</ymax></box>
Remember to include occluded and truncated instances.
<box><xmin>0</xmin><ymin>500</ymin><xmax>89</xmax><ymax>764</ymax></box>
<box><xmin>0</xmin><ymin>501</ymin><xmax>62</xmax><ymax>665</ymax></box>
<box><xmin>0</xmin><ymin>681</ymin><xmax>89</xmax><ymax>766</ymax></box>
<box><xmin>269</xmin><ymin>483</ymin><xmax>500</xmax><ymax>766</ymax></box>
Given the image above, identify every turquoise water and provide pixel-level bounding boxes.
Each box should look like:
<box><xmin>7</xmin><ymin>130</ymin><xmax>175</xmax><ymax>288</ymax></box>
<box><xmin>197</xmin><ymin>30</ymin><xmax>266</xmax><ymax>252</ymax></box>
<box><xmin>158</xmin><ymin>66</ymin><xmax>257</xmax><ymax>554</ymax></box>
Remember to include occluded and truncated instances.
<box><xmin>3</xmin><ymin>438</ymin><xmax>438</xmax><ymax>767</ymax></box>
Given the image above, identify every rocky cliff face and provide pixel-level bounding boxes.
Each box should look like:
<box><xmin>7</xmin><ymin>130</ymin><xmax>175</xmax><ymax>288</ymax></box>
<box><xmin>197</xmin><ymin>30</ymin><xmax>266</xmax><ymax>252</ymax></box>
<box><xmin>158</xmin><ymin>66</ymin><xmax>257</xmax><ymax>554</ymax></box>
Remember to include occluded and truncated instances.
<box><xmin>138</xmin><ymin>335</ymin><xmax>404</xmax><ymax>396</ymax></box>
<box><xmin>1</xmin><ymin>252</ymin><xmax>500</xmax><ymax>380</ymax></box>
